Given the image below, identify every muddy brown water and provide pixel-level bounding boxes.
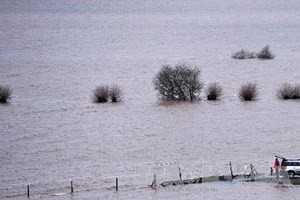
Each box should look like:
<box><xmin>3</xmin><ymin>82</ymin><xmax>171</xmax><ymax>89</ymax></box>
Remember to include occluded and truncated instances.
<box><xmin>1</xmin><ymin>0</ymin><xmax>300</xmax><ymax>199</ymax></box>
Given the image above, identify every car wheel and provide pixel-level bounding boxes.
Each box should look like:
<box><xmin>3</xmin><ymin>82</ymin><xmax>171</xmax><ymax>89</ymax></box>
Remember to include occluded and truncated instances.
<box><xmin>288</xmin><ymin>171</ymin><xmax>295</xmax><ymax>179</ymax></box>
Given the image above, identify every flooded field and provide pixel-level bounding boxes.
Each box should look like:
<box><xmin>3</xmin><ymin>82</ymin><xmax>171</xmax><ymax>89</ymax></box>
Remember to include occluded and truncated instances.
<box><xmin>1</xmin><ymin>0</ymin><xmax>300</xmax><ymax>199</ymax></box>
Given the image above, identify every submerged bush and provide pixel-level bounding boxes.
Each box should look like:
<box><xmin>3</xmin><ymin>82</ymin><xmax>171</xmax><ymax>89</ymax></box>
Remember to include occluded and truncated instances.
<box><xmin>239</xmin><ymin>83</ymin><xmax>258</xmax><ymax>101</ymax></box>
<box><xmin>277</xmin><ymin>83</ymin><xmax>300</xmax><ymax>100</ymax></box>
<box><xmin>0</xmin><ymin>85</ymin><xmax>12</xmax><ymax>103</ymax></box>
<box><xmin>277</xmin><ymin>83</ymin><xmax>293</xmax><ymax>100</ymax></box>
<box><xmin>93</xmin><ymin>85</ymin><xmax>110</xmax><ymax>103</ymax></box>
<box><xmin>257</xmin><ymin>45</ymin><xmax>274</xmax><ymax>59</ymax></box>
<box><xmin>293</xmin><ymin>85</ymin><xmax>300</xmax><ymax>99</ymax></box>
<box><xmin>232</xmin><ymin>45</ymin><xmax>274</xmax><ymax>60</ymax></box>
<box><xmin>232</xmin><ymin>49</ymin><xmax>256</xmax><ymax>59</ymax></box>
<box><xmin>205</xmin><ymin>82</ymin><xmax>223</xmax><ymax>100</ymax></box>
<box><xmin>110</xmin><ymin>85</ymin><xmax>123</xmax><ymax>102</ymax></box>
<box><xmin>92</xmin><ymin>85</ymin><xmax>123</xmax><ymax>103</ymax></box>
<box><xmin>153</xmin><ymin>63</ymin><xmax>203</xmax><ymax>101</ymax></box>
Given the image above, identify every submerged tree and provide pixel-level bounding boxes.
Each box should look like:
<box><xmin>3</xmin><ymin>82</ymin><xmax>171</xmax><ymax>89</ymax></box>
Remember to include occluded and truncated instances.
<box><xmin>0</xmin><ymin>85</ymin><xmax>12</xmax><ymax>103</ymax></box>
<box><xmin>153</xmin><ymin>64</ymin><xmax>203</xmax><ymax>101</ymax></box>
<box><xmin>92</xmin><ymin>85</ymin><xmax>110</xmax><ymax>103</ymax></box>
<box><xmin>232</xmin><ymin>49</ymin><xmax>256</xmax><ymax>59</ymax></box>
<box><xmin>110</xmin><ymin>85</ymin><xmax>123</xmax><ymax>102</ymax></box>
<box><xmin>293</xmin><ymin>85</ymin><xmax>300</xmax><ymax>99</ymax></box>
<box><xmin>277</xmin><ymin>83</ymin><xmax>300</xmax><ymax>100</ymax></box>
<box><xmin>257</xmin><ymin>45</ymin><xmax>274</xmax><ymax>59</ymax></box>
<box><xmin>239</xmin><ymin>83</ymin><xmax>258</xmax><ymax>101</ymax></box>
<box><xmin>205</xmin><ymin>82</ymin><xmax>223</xmax><ymax>100</ymax></box>
<box><xmin>92</xmin><ymin>85</ymin><xmax>123</xmax><ymax>103</ymax></box>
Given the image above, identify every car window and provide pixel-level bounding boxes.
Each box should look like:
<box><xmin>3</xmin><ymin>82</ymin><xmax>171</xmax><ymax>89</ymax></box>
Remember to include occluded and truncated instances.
<box><xmin>284</xmin><ymin>162</ymin><xmax>294</xmax><ymax>166</ymax></box>
<box><xmin>281</xmin><ymin>160</ymin><xmax>300</xmax><ymax>166</ymax></box>
<box><xmin>286</xmin><ymin>162</ymin><xmax>300</xmax><ymax>166</ymax></box>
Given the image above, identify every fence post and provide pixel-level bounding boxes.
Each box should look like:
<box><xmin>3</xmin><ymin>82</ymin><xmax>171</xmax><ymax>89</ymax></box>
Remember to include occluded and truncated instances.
<box><xmin>71</xmin><ymin>181</ymin><xmax>74</xmax><ymax>193</ymax></box>
<box><xmin>229</xmin><ymin>162</ymin><xmax>233</xmax><ymax>178</ymax></box>
<box><xmin>116</xmin><ymin>177</ymin><xmax>118</xmax><ymax>191</ymax></box>
<box><xmin>27</xmin><ymin>185</ymin><xmax>29</xmax><ymax>198</ymax></box>
<box><xmin>151</xmin><ymin>173</ymin><xmax>157</xmax><ymax>188</ymax></box>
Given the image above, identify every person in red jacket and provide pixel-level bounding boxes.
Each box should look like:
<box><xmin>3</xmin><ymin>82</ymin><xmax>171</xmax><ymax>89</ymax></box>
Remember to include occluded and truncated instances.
<box><xmin>274</xmin><ymin>158</ymin><xmax>280</xmax><ymax>179</ymax></box>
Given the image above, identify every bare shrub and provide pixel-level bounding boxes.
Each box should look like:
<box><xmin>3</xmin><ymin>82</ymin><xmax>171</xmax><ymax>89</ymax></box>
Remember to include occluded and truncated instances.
<box><xmin>257</xmin><ymin>45</ymin><xmax>274</xmax><ymax>59</ymax></box>
<box><xmin>232</xmin><ymin>49</ymin><xmax>256</xmax><ymax>59</ymax></box>
<box><xmin>205</xmin><ymin>82</ymin><xmax>223</xmax><ymax>100</ymax></box>
<box><xmin>277</xmin><ymin>83</ymin><xmax>300</xmax><ymax>100</ymax></box>
<box><xmin>92</xmin><ymin>85</ymin><xmax>110</xmax><ymax>103</ymax></box>
<box><xmin>0</xmin><ymin>85</ymin><xmax>12</xmax><ymax>103</ymax></box>
<box><xmin>110</xmin><ymin>85</ymin><xmax>123</xmax><ymax>102</ymax></box>
<box><xmin>238</xmin><ymin>83</ymin><xmax>258</xmax><ymax>101</ymax></box>
<box><xmin>292</xmin><ymin>85</ymin><xmax>300</xmax><ymax>99</ymax></box>
<box><xmin>153</xmin><ymin>63</ymin><xmax>203</xmax><ymax>101</ymax></box>
<box><xmin>277</xmin><ymin>83</ymin><xmax>293</xmax><ymax>100</ymax></box>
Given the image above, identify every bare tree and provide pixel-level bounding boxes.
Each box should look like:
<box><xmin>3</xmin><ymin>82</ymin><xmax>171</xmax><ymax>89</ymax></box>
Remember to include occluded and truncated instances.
<box><xmin>239</xmin><ymin>83</ymin><xmax>258</xmax><ymax>101</ymax></box>
<box><xmin>0</xmin><ymin>85</ymin><xmax>12</xmax><ymax>103</ymax></box>
<box><xmin>110</xmin><ymin>85</ymin><xmax>123</xmax><ymax>102</ymax></box>
<box><xmin>205</xmin><ymin>82</ymin><xmax>223</xmax><ymax>100</ymax></box>
<box><xmin>92</xmin><ymin>85</ymin><xmax>110</xmax><ymax>103</ymax></box>
<box><xmin>153</xmin><ymin>64</ymin><xmax>203</xmax><ymax>101</ymax></box>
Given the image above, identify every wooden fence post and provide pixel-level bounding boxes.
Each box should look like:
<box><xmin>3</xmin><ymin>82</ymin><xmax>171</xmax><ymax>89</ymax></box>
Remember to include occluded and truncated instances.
<box><xmin>151</xmin><ymin>173</ymin><xmax>157</xmax><ymax>188</ymax></box>
<box><xmin>27</xmin><ymin>185</ymin><xmax>29</xmax><ymax>198</ymax></box>
<box><xmin>71</xmin><ymin>181</ymin><xmax>74</xmax><ymax>193</ymax></box>
<box><xmin>229</xmin><ymin>161</ymin><xmax>233</xmax><ymax>178</ymax></box>
<box><xmin>116</xmin><ymin>177</ymin><xmax>118</xmax><ymax>191</ymax></box>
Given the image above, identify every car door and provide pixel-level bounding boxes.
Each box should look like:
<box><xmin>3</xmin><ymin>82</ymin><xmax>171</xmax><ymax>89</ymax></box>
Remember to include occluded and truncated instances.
<box><xmin>295</xmin><ymin>161</ymin><xmax>300</xmax><ymax>175</ymax></box>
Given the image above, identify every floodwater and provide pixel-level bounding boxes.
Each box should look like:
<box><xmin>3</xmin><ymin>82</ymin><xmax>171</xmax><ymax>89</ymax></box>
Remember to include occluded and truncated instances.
<box><xmin>0</xmin><ymin>0</ymin><xmax>300</xmax><ymax>199</ymax></box>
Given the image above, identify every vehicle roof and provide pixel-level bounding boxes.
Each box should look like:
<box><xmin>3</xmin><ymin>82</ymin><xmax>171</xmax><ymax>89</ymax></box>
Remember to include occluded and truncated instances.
<box><xmin>283</xmin><ymin>159</ymin><xmax>300</xmax><ymax>161</ymax></box>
